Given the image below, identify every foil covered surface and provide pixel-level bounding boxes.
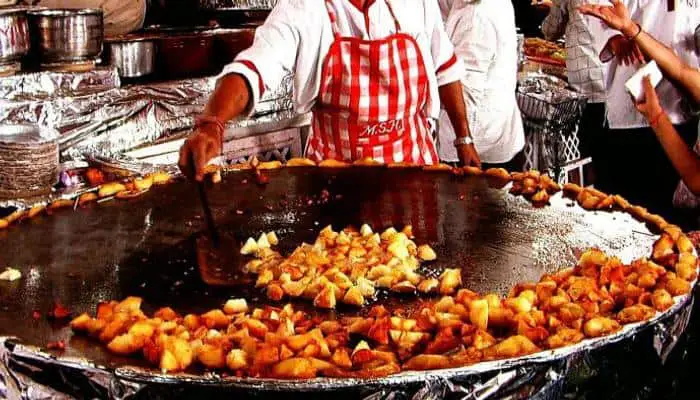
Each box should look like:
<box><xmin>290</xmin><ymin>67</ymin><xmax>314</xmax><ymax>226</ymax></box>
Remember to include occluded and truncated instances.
<box><xmin>0</xmin><ymin>68</ymin><xmax>295</xmax><ymax>161</ymax></box>
<box><xmin>0</xmin><ymin>295</ymin><xmax>694</xmax><ymax>399</ymax></box>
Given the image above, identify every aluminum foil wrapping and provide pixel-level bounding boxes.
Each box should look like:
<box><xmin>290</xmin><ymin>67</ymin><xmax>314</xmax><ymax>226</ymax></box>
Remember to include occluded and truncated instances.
<box><xmin>0</xmin><ymin>70</ymin><xmax>295</xmax><ymax>162</ymax></box>
<box><xmin>516</xmin><ymin>73</ymin><xmax>586</xmax><ymax>122</ymax></box>
<box><xmin>0</xmin><ymin>290</ymin><xmax>696</xmax><ymax>399</ymax></box>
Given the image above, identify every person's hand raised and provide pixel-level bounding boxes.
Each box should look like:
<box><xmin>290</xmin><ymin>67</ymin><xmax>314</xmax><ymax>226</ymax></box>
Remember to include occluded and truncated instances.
<box><xmin>578</xmin><ymin>0</ymin><xmax>636</xmax><ymax>35</ymax></box>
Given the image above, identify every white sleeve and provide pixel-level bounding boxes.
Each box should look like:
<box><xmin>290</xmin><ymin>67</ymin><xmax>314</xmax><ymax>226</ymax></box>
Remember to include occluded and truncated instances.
<box><xmin>218</xmin><ymin>0</ymin><xmax>302</xmax><ymax>114</ymax></box>
<box><xmin>454</xmin><ymin>12</ymin><xmax>495</xmax><ymax>97</ymax></box>
<box><xmin>426</xmin><ymin>0</ymin><xmax>463</xmax><ymax>86</ymax></box>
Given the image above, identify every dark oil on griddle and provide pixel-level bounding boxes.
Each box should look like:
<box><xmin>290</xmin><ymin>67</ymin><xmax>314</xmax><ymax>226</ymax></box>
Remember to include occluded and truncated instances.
<box><xmin>0</xmin><ymin>167</ymin><xmax>657</xmax><ymax>370</ymax></box>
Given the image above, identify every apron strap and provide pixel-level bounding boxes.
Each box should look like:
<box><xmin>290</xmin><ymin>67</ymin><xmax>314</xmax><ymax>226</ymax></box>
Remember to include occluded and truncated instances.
<box><xmin>323</xmin><ymin>0</ymin><xmax>342</xmax><ymax>38</ymax></box>
<box><xmin>383</xmin><ymin>0</ymin><xmax>402</xmax><ymax>33</ymax></box>
<box><xmin>323</xmin><ymin>0</ymin><xmax>402</xmax><ymax>38</ymax></box>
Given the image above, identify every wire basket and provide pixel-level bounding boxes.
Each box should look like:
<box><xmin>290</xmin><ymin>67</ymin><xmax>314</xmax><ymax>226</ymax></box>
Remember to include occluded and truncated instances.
<box><xmin>517</xmin><ymin>88</ymin><xmax>587</xmax><ymax>181</ymax></box>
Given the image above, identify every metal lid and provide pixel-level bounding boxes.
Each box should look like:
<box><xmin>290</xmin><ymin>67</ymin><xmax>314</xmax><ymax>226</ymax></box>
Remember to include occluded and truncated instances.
<box><xmin>27</xmin><ymin>8</ymin><xmax>103</xmax><ymax>17</ymax></box>
<box><xmin>0</xmin><ymin>6</ymin><xmax>28</xmax><ymax>16</ymax></box>
<box><xmin>0</xmin><ymin>124</ymin><xmax>59</xmax><ymax>146</ymax></box>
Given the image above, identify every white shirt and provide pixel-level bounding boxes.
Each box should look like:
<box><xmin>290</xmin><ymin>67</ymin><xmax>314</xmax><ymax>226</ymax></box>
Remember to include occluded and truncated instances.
<box><xmin>219</xmin><ymin>0</ymin><xmax>463</xmax><ymax>119</ymax></box>
<box><xmin>542</xmin><ymin>0</ymin><xmax>609</xmax><ymax>103</ymax></box>
<box><xmin>596</xmin><ymin>0</ymin><xmax>700</xmax><ymax>129</ymax></box>
<box><xmin>437</xmin><ymin>0</ymin><xmax>525</xmax><ymax>163</ymax></box>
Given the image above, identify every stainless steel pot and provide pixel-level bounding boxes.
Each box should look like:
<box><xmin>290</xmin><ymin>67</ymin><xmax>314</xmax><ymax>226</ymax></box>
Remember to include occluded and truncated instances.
<box><xmin>107</xmin><ymin>39</ymin><xmax>156</xmax><ymax>78</ymax></box>
<box><xmin>0</xmin><ymin>8</ymin><xmax>29</xmax><ymax>65</ymax></box>
<box><xmin>27</xmin><ymin>8</ymin><xmax>103</xmax><ymax>64</ymax></box>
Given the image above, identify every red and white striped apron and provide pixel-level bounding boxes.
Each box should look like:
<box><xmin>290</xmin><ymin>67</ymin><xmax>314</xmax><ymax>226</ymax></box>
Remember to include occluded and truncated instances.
<box><xmin>306</xmin><ymin>0</ymin><xmax>439</xmax><ymax>165</ymax></box>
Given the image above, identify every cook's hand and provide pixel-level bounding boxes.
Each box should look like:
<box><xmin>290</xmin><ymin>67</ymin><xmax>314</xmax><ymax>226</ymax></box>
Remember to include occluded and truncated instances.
<box><xmin>178</xmin><ymin>124</ymin><xmax>222</xmax><ymax>182</ymax></box>
<box><xmin>634</xmin><ymin>75</ymin><xmax>664</xmax><ymax>121</ymax></box>
<box><xmin>456</xmin><ymin>143</ymin><xmax>481</xmax><ymax>168</ymax></box>
<box><xmin>608</xmin><ymin>35</ymin><xmax>644</xmax><ymax>66</ymax></box>
<box><xmin>579</xmin><ymin>0</ymin><xmax>636</xmax><ymax>35</ymax></box>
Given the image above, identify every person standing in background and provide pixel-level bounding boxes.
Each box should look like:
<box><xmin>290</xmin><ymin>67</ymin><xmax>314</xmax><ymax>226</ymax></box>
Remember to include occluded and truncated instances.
<box><xmin>541</xmin><ymin>0</ymin><xmax>611</xmax><ymax>184</ymax></box>
<box><xmin>580</xmin><ymin>0</ymin><xmax>700</xmax><ymax>230</ymax></box>
<box><xmin>582</xmin><ymin>0</ymin><xmax>700</xmax><ymax>225</ymax></box>
<box><xmin>437</xmin><ymin>0</ymin><xmax>525</xmax><ymax>169</ymax></box>
<box><xmin>22</xmin><ymin>0</ymin><xmax>146</xmax><ymax>36</ymax></box>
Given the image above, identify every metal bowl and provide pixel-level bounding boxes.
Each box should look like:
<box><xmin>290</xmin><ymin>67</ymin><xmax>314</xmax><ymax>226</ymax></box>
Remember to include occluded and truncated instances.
<box><xmin>106</xmin><ymin>39</ymin><xmax>156</xmax><ymax>78</ymax></box>
<box><xmin>0</xmin><ymin>8</ymin><xmax>29</xmax><ymax>65</ymax></box>
<box><xmin>27</xmin><ymin>8</ymin><xmax>103</xmax><ymax>64</ymax></box>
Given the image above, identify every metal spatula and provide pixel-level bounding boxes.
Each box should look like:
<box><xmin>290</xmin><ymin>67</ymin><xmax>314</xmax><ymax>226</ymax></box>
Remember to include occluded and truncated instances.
<box><xmin>190</xmin><ymin>157</ymin><xmax>246</xmax><ymax>286</ymax></box>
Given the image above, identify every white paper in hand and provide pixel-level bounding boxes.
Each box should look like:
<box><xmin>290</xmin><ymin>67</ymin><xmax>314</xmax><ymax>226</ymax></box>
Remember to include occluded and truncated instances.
<box><xmin>625</xmin><ymin>61</ymin><xmax>663</xmax><ymax>102</ymax></box>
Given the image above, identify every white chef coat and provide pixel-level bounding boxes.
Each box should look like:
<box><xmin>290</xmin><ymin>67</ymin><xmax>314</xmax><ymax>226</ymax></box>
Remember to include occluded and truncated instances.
<box><xmin>596</xmin><ymin>0</ymin><xmax>700</xmax><ymax>129</ymax></box>
<box><xmin>36</xmin><ymin>0</ymin><xmax>146</xmax><ymax>36</ymax></box>
<box><xmin>436</xmin><ymin>0</ymin><xmax>525</xmax><ymax>163</ymax></box>
<box><xmin>220</xmin><ymin>0</ymin><xmax>463</xmax><ymax>119</ymax></box>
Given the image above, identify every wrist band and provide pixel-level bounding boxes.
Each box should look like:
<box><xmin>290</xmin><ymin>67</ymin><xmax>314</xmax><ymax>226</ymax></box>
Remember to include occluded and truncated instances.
<box><xmin>195</xmin><ymin>115</ymin><xmax>225</xmax><ymax>140</ymax></box>
<box><xmin>649</xmin><ymin>111</ymin><xmax>665</xmax><ymax>128</ymax></box>
<box><xmin>626</xmin><ymin>23</ymin><xmax>642</xmax><ymax>40</ymax></box>
<box><xmin>453</xmin><ymin>136</ymin><xmax>474</xmax><ymax>146</ymax></box>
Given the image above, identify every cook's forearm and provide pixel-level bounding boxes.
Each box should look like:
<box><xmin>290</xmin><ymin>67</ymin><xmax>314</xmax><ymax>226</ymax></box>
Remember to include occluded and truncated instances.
<box><xmin>652</xmin><ymin>112</ymin><xmax>700</xmax><ymax>195</ymax></box>
<box><xmin>439</xmin><ymin>81</ymin><xmax>471</xmax><ymax>139</ymax></box>
<box><xmin>204</xmin><ymin>74</ymin><xmax>253</xmax><ymax>124</ymax></box>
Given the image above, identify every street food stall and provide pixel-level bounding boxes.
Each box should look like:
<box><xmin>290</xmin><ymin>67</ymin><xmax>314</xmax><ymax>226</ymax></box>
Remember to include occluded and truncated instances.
<box><xmin>0</xmin><ymin>1</ymin><xmax>697</xmax><ymax>399</ymax></box>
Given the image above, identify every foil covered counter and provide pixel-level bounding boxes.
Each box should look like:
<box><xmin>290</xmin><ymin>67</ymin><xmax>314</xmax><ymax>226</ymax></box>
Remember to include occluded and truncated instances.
<box><xmin>0</xmin><ymin>67</ymin><xmax>300</xmax><ymax>165</ymax></box>
<box><xmin>0</xmin><ymin>168</ymin><xmax>694</xmax><ymax>399</ymax></box>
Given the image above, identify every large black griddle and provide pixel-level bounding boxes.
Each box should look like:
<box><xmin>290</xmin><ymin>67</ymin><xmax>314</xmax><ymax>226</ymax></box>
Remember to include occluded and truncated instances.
<box><xmin>0</xmin><ymin>167</ymin><xmax>659</xmax><ymax>389</ymax></box>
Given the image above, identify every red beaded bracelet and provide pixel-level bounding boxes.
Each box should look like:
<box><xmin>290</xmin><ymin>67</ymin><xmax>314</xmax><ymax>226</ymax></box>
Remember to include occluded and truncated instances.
<box><xmin>649</xmin><ymin>111</ymin><xmax>665</xmax><ymax>128</ymax></box>
<box><xmin>194</xmin><ymin>115</ymin><xmax>226</xmax><ymax>140</ymax></box>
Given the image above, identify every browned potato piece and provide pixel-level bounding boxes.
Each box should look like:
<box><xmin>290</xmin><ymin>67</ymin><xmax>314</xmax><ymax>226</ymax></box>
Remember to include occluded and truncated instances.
<box><xmin>351</xmin><ymin>157</ymin><xmax>383</xmax><ymax>167</ymax></box>
<box><xmin>271</xmin><ymin>357</ymin><xmax>317</xmax><ymax>379</ymax></box>
<box><xmin>258</xmin><ymin>161</ymin><xmax>283</xmax><ymax>170</ymax></box>
<box><xmin>201</xmin><ymin>309</ymin><xmax>229</xmax><ymax>329</ymax></box>
<box><xmin>98</xmin><ymin>182</ymin><xmax>127</xmax><ymax>198</ymax></box>
<box><xmin>651</xmin><ymin>289</ymin><xmax>674</xmax><ymax>311</ymax></box>
<box><xmin>439</xmin><ymin>268</ymin><xmax>462</xmax><ymax>295</ymax></box>
<box><xmin>197</xmin><ymin>344</ymin><xmax>226</xmax><ymax>369</ymax></box>
<box><xmin>402</xmin><ymin>354</ymin><xmax>450</xmax><ymax>371</ymax></box>
<box><xmin>483</xmin><ymin>335</ymin><xmax>539</xmax><ymax>360</ymax></box>
<box><xmin>665</xmin><ymin>277</ymin><xmax>691</xmax><ymax>296</ymax></box>
<box><xmin>422</xmin><ymin>163</ymin><xmax>452</xmax><ymax>172</ymax></box>
<box><xmin>319</xmin><ymin>159</ymin><xmax>351</xmax><ymax>168</ymax></box>
<box><xmin>484</xmin><ymin>168</ymin><xmax>511</xmax><ymax>180</ymax></box>
<box><xmin>677</xmin><ymin>235</ymin><xmax>694</xmax><ymax>255</ymax></box>
<box><xmin>226</xmin><ymin>349</ymin><xmax>248</xmax><ymax>370</ymax></box>
<box><xmin>583</xmin><ymin>317</ymin><xmax>620</xmax><ymax>338</ymax></box>
<box><xmin>563</xmin><ymin>183</ymin><xmax>582</xmax><ymax>197</ymax></box>
<box><xmin>331</xmin><ymin>348</ymin><xmax>353</xmax><ymax>369</ymax></box>
<box><xmin>463</xmin><ymin>166</ymin><xmax>483</xmax><ymax>175</ymax></box>
<box><xmin>149</xmin><ymin>171</ymin><xmax>172</xmax><ymax>185</ymax></box>
<box><xmin>286</xmin><ymin>158</ymin><xmax>317</xmax><ymax>167</ymax></box>
<box><xmin>545</xmin><ymin>328</ymin><xmax>584</xmax><ymax>349</ymax></box>
<box><xmin>531</xmin><ymin>189</ymin><xmax>550</xmax><ymax>204</ymax></box>
<box><xmin>617</xmin><ymin>304</ymin><xmax>656</xmax><ymax>324</ymax></box>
